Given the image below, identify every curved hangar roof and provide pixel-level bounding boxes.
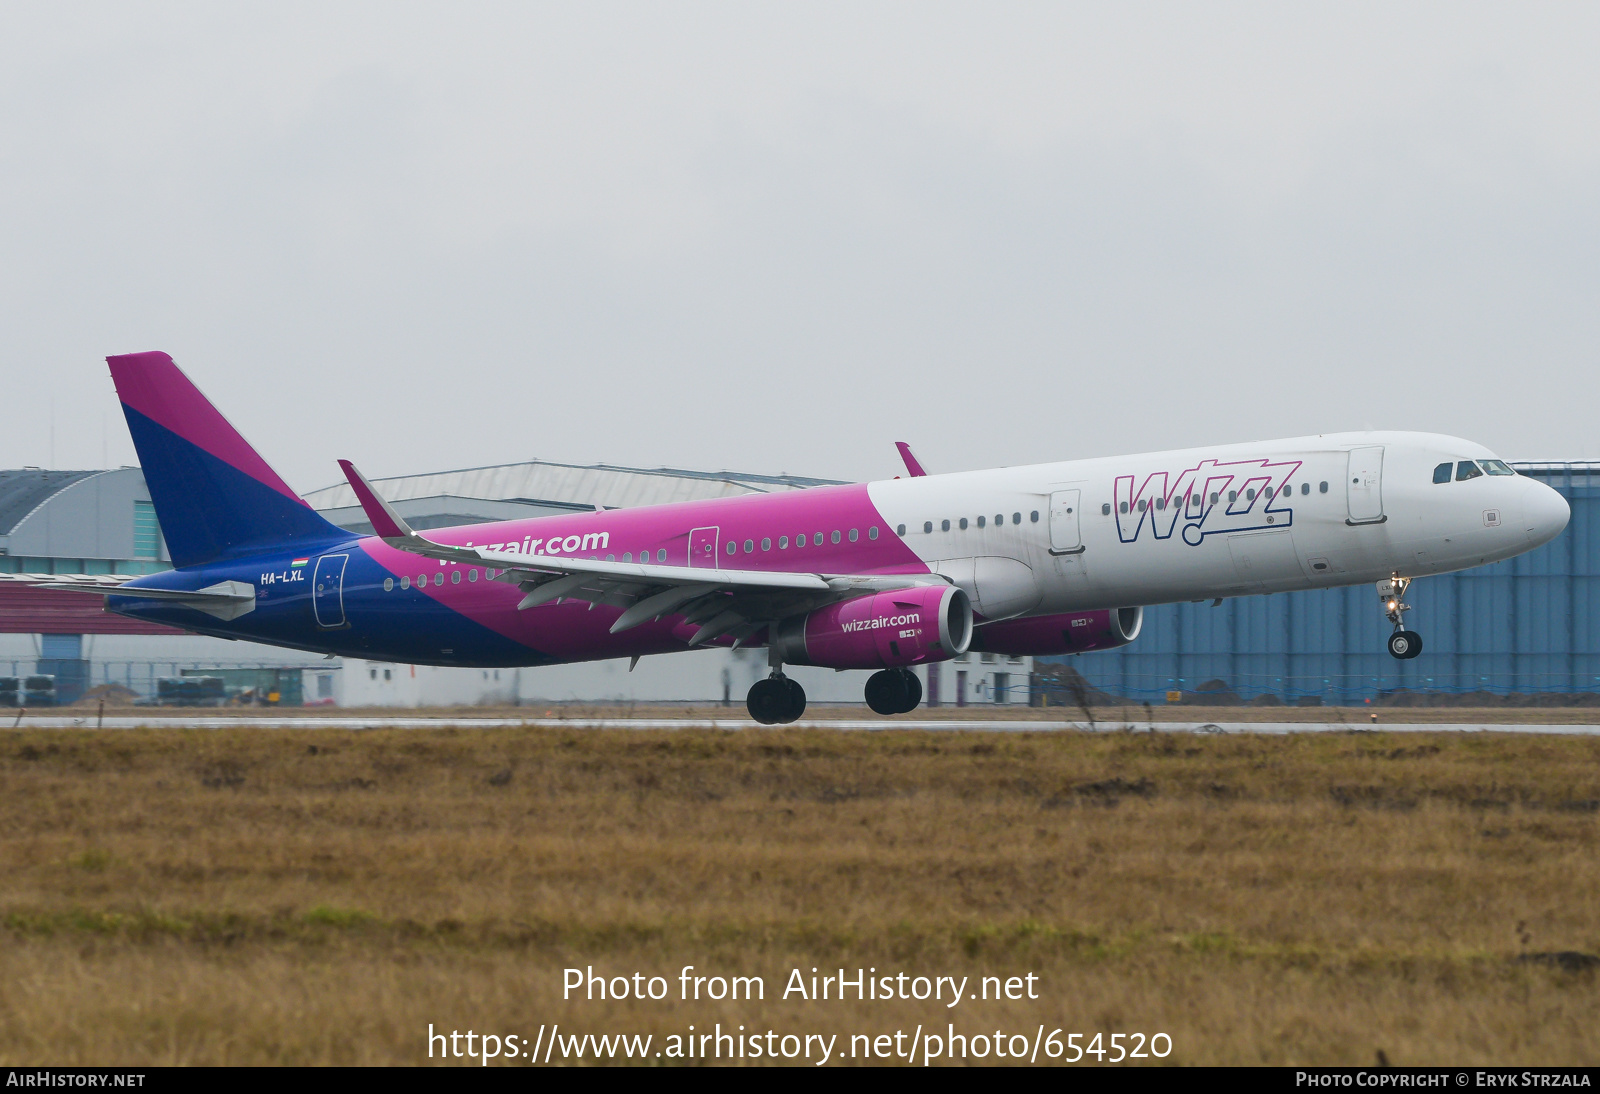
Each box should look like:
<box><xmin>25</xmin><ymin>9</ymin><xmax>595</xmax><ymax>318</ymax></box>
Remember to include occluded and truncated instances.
<box><xmin>0</xmin><ymin>470</ymin><xmax>103</xmax><ymax>537</ymax></box>
<box><xmin>303</xmin><ymin>459</ymin><xmax>847</xmax><ymax>534</ymax></box>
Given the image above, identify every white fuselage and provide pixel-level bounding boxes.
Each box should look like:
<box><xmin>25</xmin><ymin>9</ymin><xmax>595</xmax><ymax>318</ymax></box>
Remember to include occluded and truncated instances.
<box><xmin>868</xmin><ymin>431</ymin><xmax>1569</xmax><ymax>620</ymax></box>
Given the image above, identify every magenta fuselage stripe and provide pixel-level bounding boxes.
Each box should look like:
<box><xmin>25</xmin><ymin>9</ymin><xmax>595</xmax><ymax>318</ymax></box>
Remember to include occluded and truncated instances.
<box><xmin>361</xmin><ymin>483</ymin><xmax>927</xmax><ymax>661</ymax></box>
<box><xmin>108</xmin><ymin>352</ymin><xmax>308</xmax><ymax>505</ymax></box>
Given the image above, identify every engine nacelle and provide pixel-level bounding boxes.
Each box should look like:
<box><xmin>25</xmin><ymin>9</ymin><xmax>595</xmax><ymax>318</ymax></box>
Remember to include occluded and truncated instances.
<box><xmin>968</xmin><ymin>607</ymin><xmax>1143</xmax><ymax>657</ymax></box>
<box><xmin>771</xmin><ymin>585</ymin><xmax>973</xmax><ymax>670</ymax></box>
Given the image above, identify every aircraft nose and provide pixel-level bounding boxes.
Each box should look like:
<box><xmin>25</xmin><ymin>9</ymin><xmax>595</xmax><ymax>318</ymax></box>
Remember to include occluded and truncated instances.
<box><xmin>1522</xmin><ymin>478</ymin><xmax>1570</xmax><ymax>549</ymax></box>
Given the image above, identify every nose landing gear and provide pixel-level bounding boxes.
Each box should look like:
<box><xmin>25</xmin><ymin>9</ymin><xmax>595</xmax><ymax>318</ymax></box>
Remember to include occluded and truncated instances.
<box><xmin>747</xmin><ymin>646</ymin><xmax>806</xmax><ymax>724</ymax></box>
<box><xmin>865</xmin><ymin>667</ymin><xmax>923</xmax><ymax>715</ymax></box>
<box><xmin>1380</xmin><ymin>573</ymin><xmax>1424</xmax><ymax>660</ymax></box>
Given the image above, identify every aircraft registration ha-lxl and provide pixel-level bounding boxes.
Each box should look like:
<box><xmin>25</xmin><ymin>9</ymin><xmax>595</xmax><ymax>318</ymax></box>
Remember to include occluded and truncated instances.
<box><xmin>24</xmin><ymin>352</ymin><xmax>1571</xmax><ymax>722</ymax></box>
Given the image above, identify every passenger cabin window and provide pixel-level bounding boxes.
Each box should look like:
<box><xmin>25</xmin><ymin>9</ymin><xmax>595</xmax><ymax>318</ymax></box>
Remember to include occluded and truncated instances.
<box><xmin>1101</xmin><ymin>503</ymin><xmax>1110</xmax><ymax>515</ymax></box>
<box><xmin>814</xmin><ymin>532</ymin><xmax>824</xmax><ymax>545</ymax></box>
<box><xmin>761</xmin><ymin>538</ymin><xmax>771</xmax><ymax>551</ymax></box>
<box><xmin>941</xmin><ymin>520</ymin><xmax>950</xmax><ymax>532</ymax></box>
<box><xmin>895</xmin><ymin>525</ymin><xmax>905</xmax><ymax>537</ymax></box>
<box><xmin>923</xmin><ymin>521</ymin><xmax>933</xmax><ymax>534</ymax></box>
<box><xmin>959</xmin><ymin>518</ymin><xmax>968</xmax><ymax>530</ymax></box>
<box><xmin>868</xmin><ymin>526</ymin><xmax>879</xmax><ymax>539</ymax></box>
<box><xmin>1119</xmin><ymin>502</ymin><xmax>1129</xmax><ymax>514</ymax></box>
<box><xmin>976</xmin><ymin>516</ymin><xmax>985</xmax><ymax>528</ymax></box>
<box><xmin>1030</xmin><ymin>510</ymin><xmax>1039</xmax><ymax>522</ymax></box>
<box><xmin>1300</xmin><ymin>482</ymin><xmax>1309</xmax><ymax>495</ymax></box>
<box><xmin>1433</xmin><ymin>463</ymin><xmax>1452</xmax><ymax>484</ymax></box>
<box><xmin>1457</xmin><ymin>460</ymin><xmax>1484</xmax><ymax>481</ymax></box>
<box><xmin>779</xmin><ymin>537</ymin><xmax>789</xmax><ymax>549</ymax></box>
<box><xmin>1012</xmin><ymin>512</ymin><xmax>1021</xmax><ymax>524</ymax></box>
<box><xmin>1319</xmin><ymin>481</ymin><xmax>1329</xmax><ymax>493</ymax></box>
<box><xmin>657</xmin><ymin>549</ymin><xmax>667</xmax><ymax>562</ymax></box>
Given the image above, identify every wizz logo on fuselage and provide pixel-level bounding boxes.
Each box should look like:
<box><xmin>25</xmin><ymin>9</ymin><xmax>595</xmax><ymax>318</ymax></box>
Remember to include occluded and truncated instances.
<box><xmin>1114</xmin><ymin>457</ymin><xmax>1303</xmax><ymax>546</ymax></box>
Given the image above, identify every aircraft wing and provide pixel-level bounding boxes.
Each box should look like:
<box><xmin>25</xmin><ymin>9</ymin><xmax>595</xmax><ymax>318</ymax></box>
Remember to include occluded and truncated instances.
<box><xmin>340</xmin><ymin>459</ymin><xmax>944</xmax><ymax>646</ymax></box>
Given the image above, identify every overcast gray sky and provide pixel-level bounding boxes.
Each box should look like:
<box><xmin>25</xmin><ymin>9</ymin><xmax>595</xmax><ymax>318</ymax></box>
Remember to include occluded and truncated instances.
<box><xmin>2</xmin><ymin>3</ymin><xmax>1596</xmax><ymax>492</ymax></box>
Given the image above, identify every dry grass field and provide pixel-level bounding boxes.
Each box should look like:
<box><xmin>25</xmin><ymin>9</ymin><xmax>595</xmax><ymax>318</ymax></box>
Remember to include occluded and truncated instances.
<box><xmin>0</xmin><ymin>724</ymin><xmax>1596</xmax><ymax>1066</ymax></box>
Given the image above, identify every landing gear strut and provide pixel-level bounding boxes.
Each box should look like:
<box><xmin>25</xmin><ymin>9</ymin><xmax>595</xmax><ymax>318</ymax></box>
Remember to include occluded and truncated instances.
<box><xmin>865</xmin><ymin>668</ymin><xmax>923</xmax><ymax>716</ymax></box>
<box><xmin>747</xmin><ymin>646</ymin><xmax>806</xmax><ymax>725</ymax></box>
<box><xmin>1380</xmin><ymin>572</ymin><xmax>1423</xmax><ymax>660</ymax></box>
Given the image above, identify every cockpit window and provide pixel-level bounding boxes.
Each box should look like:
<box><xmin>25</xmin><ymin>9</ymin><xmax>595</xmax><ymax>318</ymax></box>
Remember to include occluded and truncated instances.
<box><xmin>1433</xmin><ymin>463</ymin><xmax>1452</xmax><ymax>484</ymax></box>
<box><xmin>1481</xmin><ymin>459</ymin><xmax>1516</xmax><ymax>476</ymax></box>
<box><xmin>1456</xmin><ymin>460</ymin><xmax>1484</xmax><ymax>481</ymax></box>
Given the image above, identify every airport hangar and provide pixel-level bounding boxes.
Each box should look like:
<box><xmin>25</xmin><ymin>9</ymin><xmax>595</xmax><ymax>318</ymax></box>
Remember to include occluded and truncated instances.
<box><xmin>0</xmin><ymin>460</ymin><xmax>1031</xmax><ymax>707</ymax></box>
<box><xmin>1</xmin><ymin>460</ymin><xmax>1591</xmax><ymax>708</ymax></box>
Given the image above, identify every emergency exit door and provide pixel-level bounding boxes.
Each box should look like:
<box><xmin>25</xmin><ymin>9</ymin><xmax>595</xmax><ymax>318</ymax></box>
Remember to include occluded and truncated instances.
<box><xmin>688</xmin><ymin>527</ymin><xmax>720</xmax><ymax>568</ymax></box>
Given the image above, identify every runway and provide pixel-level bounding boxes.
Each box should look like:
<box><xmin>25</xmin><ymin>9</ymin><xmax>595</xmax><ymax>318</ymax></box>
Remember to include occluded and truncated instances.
<box><xmin>7</xmin><ymin>714</ymin><xmax>1600</xmax><ymax>734</ymax></box>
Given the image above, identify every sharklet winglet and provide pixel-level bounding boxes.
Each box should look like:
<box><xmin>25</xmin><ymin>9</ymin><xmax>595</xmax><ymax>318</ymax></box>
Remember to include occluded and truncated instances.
<box><xmin>895</xmin><ymin>441</ymin><xmax>928</xmax><ymax>477</ymax></box>
<box><xmin>338</xmin><ymin>460</ymin><xmax>416</xmax><ymax>540</ymax></box>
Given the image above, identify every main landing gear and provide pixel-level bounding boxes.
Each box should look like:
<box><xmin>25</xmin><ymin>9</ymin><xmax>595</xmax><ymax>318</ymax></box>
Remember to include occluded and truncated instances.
<box><xmin>1380</xmin><ymin>572</ymin><xmax>1424</xmax><ymax>660</ymax></box>
<box><xmin>865</xmin><ymin>668</ymin><xmax>923</xmax><ymax>716</ymax></box>
<box><xmin>748</xmin><ymin>647</ymin><xmax>806</xmax><ymax>725</ymax></box>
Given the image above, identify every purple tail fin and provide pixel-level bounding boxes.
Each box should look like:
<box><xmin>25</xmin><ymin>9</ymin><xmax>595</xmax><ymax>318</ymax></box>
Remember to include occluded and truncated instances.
<box><xmin>108</xmin><ymin>352</ymin><xmax>345</xmax><ymax>568</ymax></box>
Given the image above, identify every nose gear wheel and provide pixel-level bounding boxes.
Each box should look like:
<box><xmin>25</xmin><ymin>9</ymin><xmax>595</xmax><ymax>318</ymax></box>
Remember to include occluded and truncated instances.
<box><xmin>1387</xmin><ymin>630</ymin><xmax>1423</xmax><ymax>659</ymax></box>
<box><xmin>1379</xmin><ymin>573</ymin><xmax>1424</xmax><ymax>660</ymax></box>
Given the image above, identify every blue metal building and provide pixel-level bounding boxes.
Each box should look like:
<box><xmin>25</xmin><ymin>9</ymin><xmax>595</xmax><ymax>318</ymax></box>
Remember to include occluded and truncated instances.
<box><xmin>1049</xmin><ymin>463</ymin><xmax>1600</xmax><ymax>704</ymax></box>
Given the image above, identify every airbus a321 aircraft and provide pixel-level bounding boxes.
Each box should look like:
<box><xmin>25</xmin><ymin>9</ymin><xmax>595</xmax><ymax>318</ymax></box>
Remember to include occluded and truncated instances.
<box><xmin>34</xmin><ymin>352</ymin><xmax>1570</xmax><ymax>722</ymax></box>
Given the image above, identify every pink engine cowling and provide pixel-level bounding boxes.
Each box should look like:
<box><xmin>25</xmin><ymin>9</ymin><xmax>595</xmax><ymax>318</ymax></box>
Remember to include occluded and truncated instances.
<box><xmin>770</xmin><ymin>584</ymin><xmax>973</xmax><ymax>670</ymax></box>
<box><xmin>968</xmin><ymin>607</ymin><xmax>1144</xmax><ymax>656</ymax></box>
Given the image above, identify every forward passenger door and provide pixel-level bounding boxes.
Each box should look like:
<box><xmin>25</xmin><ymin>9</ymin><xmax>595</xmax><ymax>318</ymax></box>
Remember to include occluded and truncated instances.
<box><xmin>1346</xmin><ymin>447</ymin><xmax>1385</xmax><ymax>525</ymax></box>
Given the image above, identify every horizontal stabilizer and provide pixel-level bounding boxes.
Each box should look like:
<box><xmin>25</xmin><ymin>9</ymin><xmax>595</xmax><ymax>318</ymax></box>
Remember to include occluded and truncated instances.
<box><xmin>53</xmin><ymin>578</ymin><xmax>260</xmax><ymax>621</ymax></box>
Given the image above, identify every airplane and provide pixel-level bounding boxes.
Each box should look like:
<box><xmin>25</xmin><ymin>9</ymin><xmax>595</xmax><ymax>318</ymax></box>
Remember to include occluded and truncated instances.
<box><xmin>28</xmin><ymin>351</ymin><xmax>1571</xmax><ymax>722</ymax></box>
